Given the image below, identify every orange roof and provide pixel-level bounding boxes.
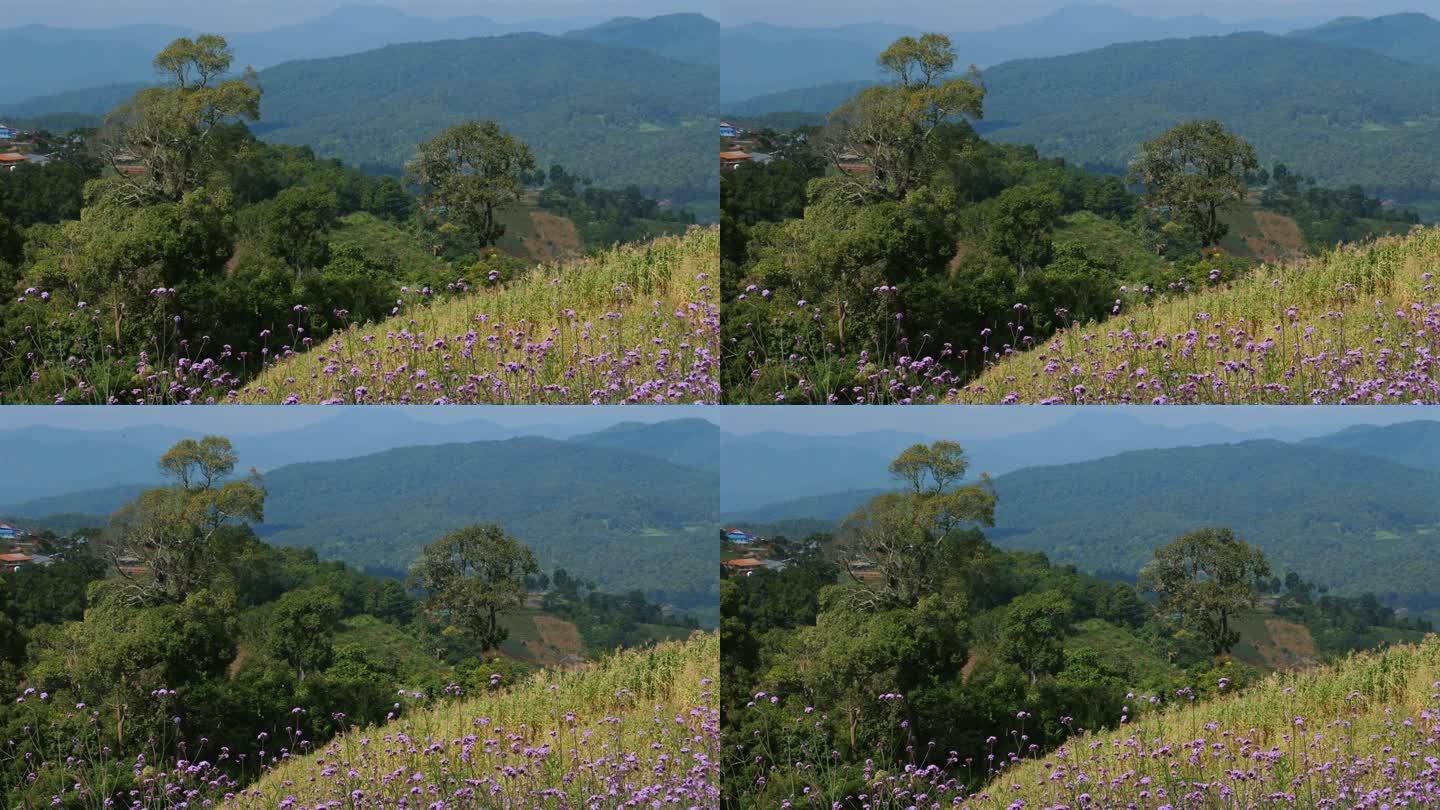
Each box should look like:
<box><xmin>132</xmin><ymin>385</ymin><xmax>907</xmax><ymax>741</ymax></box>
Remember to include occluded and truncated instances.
<box><xmin>723</xmin><ymin>558</ymin><xmax>766</xmax><ymax>569</ymax></box>
<box><xmin>0</xmin><ymin>553</ymin><xmax>32</xmax><ymax>563</ymax></box>
<box><xmin>118</xmin><ymin>565</ymin><xmax>149</xmax><ymax>576</ymax></box>
<box><xmin>0</xmin><ymin>153</ymin><xmax>25</xmax><ymax>163</ymax></box>
<box><xmin>719</xmin><ymin>152</ymin><xmax>751</xmax><ymax>161</ymax></box>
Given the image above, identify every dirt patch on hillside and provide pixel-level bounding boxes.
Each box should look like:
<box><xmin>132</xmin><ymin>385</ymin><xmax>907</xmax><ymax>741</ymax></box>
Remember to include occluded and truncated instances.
<box><xmin>1251</xmin><ymin>618</ymin><xmax>1319</xmax><ymax>671</ymax></box>
<box><xmin>1244</xmin><ymin>212</ymin><xmax>1307</xmax><ymax>264</ymax></box>
<box><xmin>523</xmin><ymin>615</ymin><xmax>587</xmax><ymax>666</ymax></box>
<box><xmin>521</xmin><ymin>212</ymin><xmax>584</xmax><ymax>263</ymax></box>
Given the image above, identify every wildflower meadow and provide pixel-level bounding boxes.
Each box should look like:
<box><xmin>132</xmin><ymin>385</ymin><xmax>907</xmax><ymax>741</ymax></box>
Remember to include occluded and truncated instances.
<box><xmin>742</xmin><ymin>635</ymin><xmax>1440</xmax><ymax>808</ymax></box>
<box><xmin>4</xmin><ymin>635</ymin><xmax>718</xmax><ymax>809</ymax></box>
<box><xmin>3</xmin><ymin>228</ymin><xmax>718</xmax><ymax>405</ymax></box>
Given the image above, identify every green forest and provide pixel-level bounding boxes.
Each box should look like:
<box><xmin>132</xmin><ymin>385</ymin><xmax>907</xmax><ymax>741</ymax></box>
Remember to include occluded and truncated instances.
<box><xmin>721</xmin><ymin>440</ymin><xmax>1432</xmax><ymax>806</ymax></box>
<box><xmin>720</xmin><ymin>33</ymin><xmax>1418</xmax><ymax>404</ymax></box>
<box><xmin>0</xmin><ymin>436</ymin><xmax>698</xmax><ymax>807</ymax></box>
<box><xmin>0</xmin><ymin>34</ymin><xmax>699</xmax><ymax>405</ymax></box>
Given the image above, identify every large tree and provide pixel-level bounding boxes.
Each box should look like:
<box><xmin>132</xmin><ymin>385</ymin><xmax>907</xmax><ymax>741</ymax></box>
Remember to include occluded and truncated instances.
<box><xmin>260</xmin><ymin>185</ymin><xmax>339</xmax><ymax>275</ymax></box>
<box><xmin>820</xmin><ymin>33</ymin><xmax>985</xmax><ymax>203</ymax></box>
<box><xmin>985</xmin><ymin>184</ymin><xmax>1062</xmax><ymax>279</ymax></box>
<box><xmin>102</xmin><ymin>436</ymin><xmax>265</xmax><ymax>606</ymax></box>
<box><xmin>998</xmin><ymin>590</ymin><xmax>1073</xmax><ymax>684</ymax></box>
<box><xmin>1128</xmin><ymin>119</ymin><xmax>1258</xmax><ymax>247</ymax></box>
<box><xmin>836</xmin><ymin>441</ymin><xmax>996</xmax><ymax>611</ymax></box>
<box><xmin>1140</xmin><ymin>527</ymin><xmax>1270</xmax><ymax>655</ymax></box>
<box><xmin>410</xmin><ymin>121</ymin><xmax>535</xmax><ymax>248</ymax></box>
<box><xmin>267</xmin><ymin>585</ymin><xmax>343</xmax><ymax>682</ymax></box>
<box><xmin>411</xmin><ymin>524</ymin><xmax>538</xmax><ymax>652</ymax></box>
<box><xmin>96</xmin><ymin>35</ymin><xmax>261</xmax><ymax>206</ymax></box>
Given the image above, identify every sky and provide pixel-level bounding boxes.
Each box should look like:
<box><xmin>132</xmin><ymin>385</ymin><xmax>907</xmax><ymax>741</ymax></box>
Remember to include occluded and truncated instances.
<box><xmin>4</xmin><ymin>0</ymin><xmax>705</xmax><ymax>30</ymax></box>
<box><xmin>708</xmin><ymin>0</ymin><xmax>1440</xmax><ymax>28</ymax></box>
<box><xmin>716</xmin><ymin>405</ymin><xmax>1438</xmax><ymax>438</ymax></box>
<box><xmin>11</xmin><ymin>0</ymin><xmax>1438</xmax><ymax>32</ymax></box>
<box><xmin>0</xmin><ymin>405</ymin><xmax>706</xmax><ymax>433</ymax></box>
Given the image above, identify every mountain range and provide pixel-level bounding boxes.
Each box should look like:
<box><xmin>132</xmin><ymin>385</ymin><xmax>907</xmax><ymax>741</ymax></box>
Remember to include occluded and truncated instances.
<box><xmin>0</xmin><ymin>411</ymin><xmax>715</xmax><ymax>506</ymax></box>
<box><xmin>2</xmin><ymin>17</ymin><xmax>717</xmax><ymax>204</ymax></box>
<box><xmin>726</xmin><ymin>14</ymin><xmax>1440</xmax><ymax>205</ymax></box>
<box><xmin>1</xmin><ymin>417</ymin><xmax>719</xmax><ymax>609</ymax></box>
<box><xmin>720</xmin><ymin>3</ymin><xmax>1309</xmax><ymax>102</ymax></box>
<box><xmin>719</xmin><ymin>410</ymin><xmax>1320</xmax><ymax>512</ymax></box>
<box><xmin>0</xmin><ymin>6</ymin><xmax>727</xmax><ymax>106</ymax></box>
<box><xmin>723</xmin><ymin>419</ymin><xmax>1440</xmax><ymax>618</ymax></box>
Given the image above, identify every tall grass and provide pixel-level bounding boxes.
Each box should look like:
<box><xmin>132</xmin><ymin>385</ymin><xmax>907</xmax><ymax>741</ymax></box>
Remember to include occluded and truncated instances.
<box><xmin>956</xmin><ymin>226</ymin><xmax>1440</xmax><ymax>403</ymax></box>
<box><xmin>234</xmin><ymin>227</ymin><xmax>719</xmax><ymax>404</ymax></box>
<box><xmin>232</xmin><ymin>633</ymin><xmax>720</xmax><ymax>808</ymax></box>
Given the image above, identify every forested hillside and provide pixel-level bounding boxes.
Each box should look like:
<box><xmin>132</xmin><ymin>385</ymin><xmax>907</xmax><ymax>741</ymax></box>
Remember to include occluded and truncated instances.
<box><xmin>252</xmin><ymin>34</ymin><xmax>716</xmax><ymax>204</ymax></box>
<box><xmin>566</xmin><ymin>12</ymin><xmax>719</xmax><ymax>65</ymax></box>
<box><xmin>987</xmin><ymin>441</ymin><xmax>1440</xmax><ymax>615</ymax></box>
<box><xmin>719</xmin><ymin>5</ymin><xmax>1299</xmax><ymax>101</ymax></box>
<box><xmin>0</xmin><ymin>6</ymin><xmax>578</xmax><ymax>105</ymax></box>
<box><xmin>0</xmin><ymin>436</ymin><xmax>704</xmax><ymax>807</ymax></box>
<box><xmin>4</xmin><ymin>431</ymin><xmax>720</xmax><ymax>612</ymax></box>
<box><xmin>0</xmin><ymin>33</ymin><xmax>710</xmax><ymax>405</ymax></box>
<box><xmin>722</xmin><ymin>440</ymin><xmax>1429</xmax><ymax>807</ymax></box>
<box><xmin>978</xmin><ymin>33</ymin><xmax>1440</xmax><ymax>203</ymax></box>
<box><xmin>258</xmin><ymin>437</ymin><xmax>719</xmax><ymax>610</ymax></box>
<box><xmin>722</xmin><ymin>432</ymin><xmax>1440</xmax><ymax>618</ymax></box>
<box><xmin>1288</xmin><ymin>12</ymin><xmax>1440</xmax><ymax>65</ymax></box>
<box><xmin>722</xmin><ymin>31</ymin><xmax>1423</xmax><ymax>404</ymax></box>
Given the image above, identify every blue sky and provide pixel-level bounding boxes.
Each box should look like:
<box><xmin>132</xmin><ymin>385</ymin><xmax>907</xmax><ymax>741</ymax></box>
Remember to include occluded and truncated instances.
<box><xmin>9</xmin><ymin>1</ymin><xmax>1433</xmax><ymax>31</ymax></box>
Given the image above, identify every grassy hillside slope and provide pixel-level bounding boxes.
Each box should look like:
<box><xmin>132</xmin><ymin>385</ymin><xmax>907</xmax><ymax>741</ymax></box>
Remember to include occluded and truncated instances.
<box><xmin>240</xmin><ymin>227</ymin><xmax>719</xmax><ymax>404</ymax></box>
<box><xmin>955</xmin><ymin>225</ymin><xmax>1439</xmax><ymax>404</ymax></box>
<box><xmin>959</xmin><ymin>635</ymin><xmax>1440</xmax><ymax>807</ymax></box>
<box><xmin>235</xmin><ymin>633</ymin><xmax>719</xmax><ymax>807</ymax></box>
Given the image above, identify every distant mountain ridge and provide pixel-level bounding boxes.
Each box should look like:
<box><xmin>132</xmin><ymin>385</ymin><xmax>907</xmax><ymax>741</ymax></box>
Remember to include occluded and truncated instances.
<box><xmin>0</xmin><ymin>414</ymin><xmax>709</xmax><ymax>506</ymax></box>
<box><xmin>1288</xmin><ymin>12</ymin><xmax>1440</xmax><ymax>66</ymax></box>
<box><xmin>565</xmin><ymin>13</ymin><xmax>718</xmax><ymax>65</ymax></box>
<box><xmin>2</xmin><ymin>29</ymin><xmax>717</xmax><ymax>205</ymax></box>
<box><xmin>720</xmin><ymin>3</ymin><xmax>1307</xmax><ymax>101</ymax></box>
<box><xmin>1</xmin><ymin>421</ymin><xmax>719</xmax><ymax>609</ymax></box>
<box><xmin>725</xmin><ymin>20</ymin><xmax>1440</xmax><ymax>203</ymax></box>
<box><xmin>719</xmin><ymin>411</ymin><xmax>1303</xmax><ymax>512</ymax></box>
<box><xmin>720</xmin><ymin>423</ymin><xmax>1440</xmax><ymax>616</ymax></box>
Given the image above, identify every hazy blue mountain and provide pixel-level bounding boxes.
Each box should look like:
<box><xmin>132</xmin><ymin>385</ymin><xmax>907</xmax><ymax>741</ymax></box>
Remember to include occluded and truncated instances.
<box><xmin>720</xmin><ymin>430</ymin><xmax>1440</xmax><ymax>614</ymax></box>
<box><xmin>0</xmin><ymin>411</ymin><xmax>509</xmax><ymax>505</ymax></box>
<box><xmin>725</xmin><ymin>488</ymin><xmax>891</xmax><ymax>524</ymax></box>
<box><xmin>1288</xmin><ymin>12</ymin><xmax>1440</xmax><ymax>66</ymax></box>
<box><xmin>986</xmin><ymin>440</ymin><xmax>1440</xmax><ymax>611</ymax></box>
<box><xmin>571</xmin><ymin>418</ymin><xmax>718</xmax><ymax>472</ymax></box>
<box><xmin>719</xmin><ymin>410</ymin><xmax>1289</xmax><ymax>512</ymax></box>
<box><xmin>564</xmin><ymin>12</ymin><xmax>718</xmax><ymax>65</ymax></box>
<box><xmin>724</xmin><ymin>80</ymin><xmax>870</xmax><ymax>118</ymax></box>
<box><xmin>2</xmin><ymin>484</ymin><xmax>153</xmax><ymax>521</ymax></box>
<box><xmin>0</xmin><ymin>39</ymin><xmax>159</xmax><ymax>104</ymax></box>
<box><xmin>254</xmin><ymin>437</ymin><xmax>719</xmax><ymax>607</ymax></box>
<box><xmin>1304</xmin><ymin>420</ymin><xmax>1440</xmax><ymax>473</ymax></box>
<box><xmin>720</xmin><ymin>3</ymin><xmax>1304</xmax><ymax>102</ymax></box>
<box><xmin>3</xmin><ymin>434</ymin><xmax>718</xmax><ymax>608</ymax></box>
<box><xmin>0</xmin><ymin>415</ymin><xmax>710</xmax><ymax>510</ymax></box>
<box><xmin>0</xmin><ymin>5</ymin><xmax>599</xmax><ymax>106</ymax></box>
